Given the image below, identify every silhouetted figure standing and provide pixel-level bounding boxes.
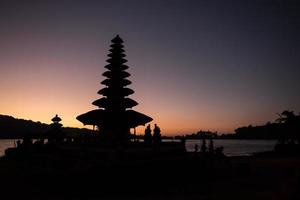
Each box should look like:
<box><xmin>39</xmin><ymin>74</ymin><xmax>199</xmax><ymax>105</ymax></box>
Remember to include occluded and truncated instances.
<box><xmin>180</xmin><ymin>136</ymin><xmax>186</xmax><ymax>146</ymax></box>
<box><xmin>215</xmin><ymin>146</ymin><xmax>224</xmax><ymax>157</ymax></box>
<box><xmin>194</xmin><ymin>144</ymin><xmax>199</xmax><ymax>152</ymax></box>
<box><xmin>153</xmin><ymin>124</ymin><xmax>161</xmax><ymax>145</ymax></box>
<box><xmin>22</xmin><ymin>136</ymin><xmax>33</xmax><ymax>148</ymax></box>
<box><xmin>144</xmin><ymin>124</ymin><xmax>152</xmax><ymax>145</ymax></box>
<box><xmin>209</xmin><ymin>139</ymin><xmax>214</xmax><ymax>154</ymax></box>
<box><xmin>201</xmin><ymin>138</ymin><xmax>206</xmax><ymax>153</ymax></box>
<box><xmin>16</xmin><ymin>140</ymin><xmax>21</xmax><ymax>148</ymax></box>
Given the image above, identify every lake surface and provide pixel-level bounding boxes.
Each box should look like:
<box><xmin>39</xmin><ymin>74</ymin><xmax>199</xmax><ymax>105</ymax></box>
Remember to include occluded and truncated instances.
<box><xmin>0</xmin><ymin>139</ymin><xmax>277</xmax><ymax>157</ymax></box>
<box><xmin>186</xmin><ymin>139</ymin><xmax>277</xmax><ymax>156</ymax></box>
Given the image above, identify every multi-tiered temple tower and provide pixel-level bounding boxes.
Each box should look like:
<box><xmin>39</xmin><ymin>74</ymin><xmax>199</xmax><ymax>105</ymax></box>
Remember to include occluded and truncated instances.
<box><xmin>77</xmin><ymin>35</ymin><xmax>152</xmax><ymax>143</ymax></box>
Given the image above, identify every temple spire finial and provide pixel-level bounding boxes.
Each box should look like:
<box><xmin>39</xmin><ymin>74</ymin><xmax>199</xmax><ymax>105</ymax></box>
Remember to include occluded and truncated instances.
<box><xmin>112</xmin><ymin>34</ymin><xmax>123</xmax><ymax>43</ymax></box>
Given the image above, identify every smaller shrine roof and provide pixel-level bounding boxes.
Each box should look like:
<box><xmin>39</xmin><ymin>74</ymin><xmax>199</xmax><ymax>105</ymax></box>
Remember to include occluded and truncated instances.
<box><xmin>51</xmin><ymin>114</ymin><xmax>62</xmax><ymax>123</ymax></box>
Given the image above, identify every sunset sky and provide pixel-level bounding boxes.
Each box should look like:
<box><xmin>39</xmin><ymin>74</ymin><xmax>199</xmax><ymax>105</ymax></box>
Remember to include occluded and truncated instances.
<box><xmin>0</xmin><ymin>0</ymin><xmax>299</xmax><ymax>135</ymax></box>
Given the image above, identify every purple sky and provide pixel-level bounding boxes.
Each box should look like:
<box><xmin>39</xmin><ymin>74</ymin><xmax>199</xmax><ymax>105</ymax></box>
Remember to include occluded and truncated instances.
<box><xmin>0</xmin><ymin>0</ymin><xmax>299</xmax><ymax>135</ymax></box>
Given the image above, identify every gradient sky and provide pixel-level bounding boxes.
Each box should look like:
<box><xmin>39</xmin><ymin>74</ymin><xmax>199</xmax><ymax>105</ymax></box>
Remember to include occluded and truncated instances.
<box><xmin>0</xmin><ymin>0</ymin><xmax>299</xmax><ymax>135</ymax></box>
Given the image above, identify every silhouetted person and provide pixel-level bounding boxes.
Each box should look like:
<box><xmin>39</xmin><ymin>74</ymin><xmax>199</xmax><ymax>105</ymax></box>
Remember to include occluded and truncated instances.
<box><xmin>16</xmin><ymin>140</ymin><xmax>21</xmax><ymax>148</ymax></box>
<box><xmin>22</xmin><ymin>136</ymin><xmax>32</xmax><ymax>147</ymax></box>
<box><xmin>194</xmin><ymin>144</ymin><xmax>199</xmax><ymax>152</ymax></box>
<box><xmin>215</xmin><ymin>146</ymin><xmax>224</xmax><ymax>156</ymax></box>
<box><xmin>209</xmin><ymin>139</ymin><xmax>214</xmax><ymax>154</ymax></box>
<box><xmin>201</xmin><ymin>138</ymin><xmax>206</xmax><ymax>153</ymax></box>
<box><xmin>144</xmin><ymin>124</ymin><xmax>152</xmax><ymax>144</ymax></box>
<box><xmin>153</xmin><ymin>124</ymin><xmax>161</xmax><ymax>145</ymax></box>
<box><xmin>180</xmin><ymin>136</ymin><xmax>186</xmax><ymax>145</ymax></box>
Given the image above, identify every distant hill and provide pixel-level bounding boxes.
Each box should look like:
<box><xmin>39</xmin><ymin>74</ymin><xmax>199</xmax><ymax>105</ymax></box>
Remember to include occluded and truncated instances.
<box><xmin>233</xmin><ymin>111</ymin><xmax>300</xmax><ymax>140</ymax></box>
<box><xmin>233</xmin><ymin>123</ymin><xmax>284</xmax><ymax>139</ymax></box>
<box><xmin>183</xmin><ymin>110</ymin><xmax>300</xmax><ymax>140</ymax></box>
<box><xmin>0</xmin><ymin>114</ymin><xmax>95</xmax><ymax>139</ymax></box>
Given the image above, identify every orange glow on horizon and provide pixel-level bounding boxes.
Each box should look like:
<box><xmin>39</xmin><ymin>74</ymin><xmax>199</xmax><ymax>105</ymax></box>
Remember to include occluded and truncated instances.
<box><xmin>0</xmin><ymin>57</ymin><xmax>282</xmax><ymax>136</ymax></box>
<box><xmin>0</xmin><ymin>62</ymin><xmax>243</xmax><ymax>135</ymax></box>
<box><xmin>0</xmin><ymin>66</ymin><xmax>277</xmax><ymax>136</ymax></box>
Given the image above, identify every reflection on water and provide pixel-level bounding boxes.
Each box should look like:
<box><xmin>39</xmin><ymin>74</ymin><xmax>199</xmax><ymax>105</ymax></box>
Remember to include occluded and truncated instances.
<box><xmin>0</xmin><ymin>139</ymin><xmax>277</xmax><ymax>157</ymax></box>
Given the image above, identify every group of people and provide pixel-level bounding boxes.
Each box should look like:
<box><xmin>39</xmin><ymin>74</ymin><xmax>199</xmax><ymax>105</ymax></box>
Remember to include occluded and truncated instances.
<box><xmin>144</xmin><ymin>124</ymin><xmax>161</xmax><ymax>145</ymax></box>
<box><xmin>194</xmin><ymin>138</ymin><xmax>224</xmax><ymax>156</ymax></box>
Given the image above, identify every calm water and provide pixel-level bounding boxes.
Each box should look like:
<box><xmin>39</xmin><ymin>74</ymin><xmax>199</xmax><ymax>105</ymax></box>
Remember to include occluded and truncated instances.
<box><xmin>186</xmin><ymin>139</ymin><xmax>277</xmax><ymax>156</ymax></box>
<box><xmin>0</xmin><ymin>139</ymin><xmax>277</xmax><ymax>157</ymax></box>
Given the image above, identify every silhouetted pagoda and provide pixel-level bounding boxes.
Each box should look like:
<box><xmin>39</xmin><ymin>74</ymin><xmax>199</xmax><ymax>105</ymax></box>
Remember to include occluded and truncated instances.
<box><xmin>77</xmin><ymin>35</ymin><xmax>152</xmax><ymax>143</ymax></box>
<box><xmin>42</xmin><ymin>114</ymin><xmax>65</xmax><ymax>143</ymax></box>
<box><xmin>51</xmin><ymin>114</ymin><xmax>62</xmax><ymax>128</ymax></box>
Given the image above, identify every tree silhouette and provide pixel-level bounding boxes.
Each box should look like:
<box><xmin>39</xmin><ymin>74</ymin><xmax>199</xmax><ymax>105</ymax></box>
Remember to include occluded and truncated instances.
<box><xmin>276</xmin><ymin>110</ymin><xmax>296</xmax><ymax>123</ymax></box>
<box><xmin>276</xmin><ymin>110</ymin><xmax>300</xmax><ymax>143</ymax></box>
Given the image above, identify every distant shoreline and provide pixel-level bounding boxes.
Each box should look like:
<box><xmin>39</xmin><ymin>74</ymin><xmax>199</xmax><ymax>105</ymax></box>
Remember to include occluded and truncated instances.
<box><xmin>0</xmin><ymin>137</ymin><xmax>278</xmax><ymax>140</ymax></box>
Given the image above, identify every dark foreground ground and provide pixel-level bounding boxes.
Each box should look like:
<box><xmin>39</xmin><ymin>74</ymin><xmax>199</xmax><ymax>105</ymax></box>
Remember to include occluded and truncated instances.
<box><xmin>0</xmin><ymin>147</ymin><xmax>299</xmax><ymax>200</ymax></box>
